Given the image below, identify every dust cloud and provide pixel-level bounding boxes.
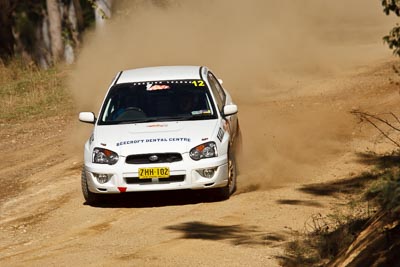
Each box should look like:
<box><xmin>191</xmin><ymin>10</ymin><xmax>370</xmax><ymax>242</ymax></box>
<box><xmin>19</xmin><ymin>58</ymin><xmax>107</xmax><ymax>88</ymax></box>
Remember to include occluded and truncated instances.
<box><xmin>69</xmin><ymin>0</ymin><xmax>397</xmax><ymax>189</ymax></box>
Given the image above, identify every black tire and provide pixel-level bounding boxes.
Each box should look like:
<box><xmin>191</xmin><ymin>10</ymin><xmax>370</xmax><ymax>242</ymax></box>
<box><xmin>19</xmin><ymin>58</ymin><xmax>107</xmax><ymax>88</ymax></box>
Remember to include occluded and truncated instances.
<box><xmin>233</xmin><ymin>127</ymin><xmax>243</xmax><ymax>175</ymax></box>
<box><xmin>81</xmin><ymin>167</ymin><xmax>101</xmax><ymax>205</ymax></box>
<box><xmin>214</xmin><ymin>149</ymin><xmax>237</xmax><ymax>200</ymax></box>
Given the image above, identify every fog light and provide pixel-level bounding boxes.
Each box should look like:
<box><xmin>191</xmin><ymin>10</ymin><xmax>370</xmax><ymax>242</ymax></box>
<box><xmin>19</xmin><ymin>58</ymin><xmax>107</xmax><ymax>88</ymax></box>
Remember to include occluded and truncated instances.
<box><xmin>94</xmin><ymin>173</ymin><xmax>111</xmax><ymax>184</ymax></box>
<box><xmin>197</xmin><ymin>168</ymin><xmax>217</xmax><ymax>178</ymax></box>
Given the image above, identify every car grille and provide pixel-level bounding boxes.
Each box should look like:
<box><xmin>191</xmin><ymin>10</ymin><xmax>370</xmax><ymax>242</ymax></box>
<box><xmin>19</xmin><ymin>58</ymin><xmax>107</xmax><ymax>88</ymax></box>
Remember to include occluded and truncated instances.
<box><xmin>125</xmin><ymin>153</ymin><xmax>183</xmax><ymax>164</ymax></box>
<box><xmin>125</xmin><ymin>175</ymin><xmax>185</xmax><ymax>184</ymax></box>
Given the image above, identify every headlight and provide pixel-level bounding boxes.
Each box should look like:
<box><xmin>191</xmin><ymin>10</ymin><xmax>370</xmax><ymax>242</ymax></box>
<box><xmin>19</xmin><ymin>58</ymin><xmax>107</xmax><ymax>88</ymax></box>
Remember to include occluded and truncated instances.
<box><xmin>189</xmin><ymin>142</ymin><xmax>217</xmax><ymax>161</ymax></box>
<box><xmin>93</xmin><ymin>147</ymin><xmax>119</xmax><ymax>165</ymax></box>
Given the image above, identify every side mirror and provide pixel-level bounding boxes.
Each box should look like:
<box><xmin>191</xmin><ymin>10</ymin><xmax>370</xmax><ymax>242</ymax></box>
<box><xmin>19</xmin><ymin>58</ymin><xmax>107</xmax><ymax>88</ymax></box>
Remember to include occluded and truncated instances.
<box><xmin>218</xmin><ymin>78</ymin><xmax>223</xmax><ymax>85</ymax></box>
<box><xmin>79</xmin><ymin>112</ymin><xmax>96</xmax><ymax>124</ymax></box>
<box><xmin>222</xmin><ymin>104</ymin><xmax>238</xmax><ymax>117</ymax></box>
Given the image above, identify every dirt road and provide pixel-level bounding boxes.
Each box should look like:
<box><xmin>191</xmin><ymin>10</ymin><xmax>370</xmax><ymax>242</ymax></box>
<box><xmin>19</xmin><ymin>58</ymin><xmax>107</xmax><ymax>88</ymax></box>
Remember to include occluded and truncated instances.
<box><xmin>1</xmin><ymin>58</ymin><xmax>399</xmax><ymax>266</ymax></box>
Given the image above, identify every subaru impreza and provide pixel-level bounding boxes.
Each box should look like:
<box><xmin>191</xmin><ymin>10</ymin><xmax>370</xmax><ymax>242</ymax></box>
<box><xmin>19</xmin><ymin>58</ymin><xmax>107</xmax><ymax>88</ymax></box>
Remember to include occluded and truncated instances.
<box><xmin>79</xmin><ymin>66</ymin><xmax>240</xmax><ymax>204</ymax></box>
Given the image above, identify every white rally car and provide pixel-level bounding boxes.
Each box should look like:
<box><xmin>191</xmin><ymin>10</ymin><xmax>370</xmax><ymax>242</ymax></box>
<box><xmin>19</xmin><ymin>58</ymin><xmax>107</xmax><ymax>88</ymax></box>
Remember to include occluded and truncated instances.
<box><xmin>79</xmin><ymin>66</ymin><xmax>241</xmax><ymax>204</ymax></box>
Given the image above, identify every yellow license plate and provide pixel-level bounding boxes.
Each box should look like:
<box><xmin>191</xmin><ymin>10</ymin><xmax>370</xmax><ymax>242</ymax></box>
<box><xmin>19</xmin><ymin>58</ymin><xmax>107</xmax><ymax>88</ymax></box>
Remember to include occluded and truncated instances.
<box><xmin>138</xmin><ymin>167</ymin><xmax>170</xmax><ymax>179</ymax></box>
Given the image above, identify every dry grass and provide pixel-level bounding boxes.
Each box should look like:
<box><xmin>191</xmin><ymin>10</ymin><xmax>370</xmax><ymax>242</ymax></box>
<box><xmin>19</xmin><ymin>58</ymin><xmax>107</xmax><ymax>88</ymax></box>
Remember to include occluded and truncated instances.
<box><xmin>366</xmin><ymin>166</ymin><xmax>400</xmax><ymax>214</ymax></box>
<box><xmin>0</xmin><ymin>59</ymin><xmax>73</xmax><ymax>123</ymax></box>
<box><xmin>281</xmin><ymin>158</ymin><xmax>400</xmax><ymax>267</ymax></box>
<box><xmin>281</xmin><ymin>208</ymin><xmax>370</xmax><ymax>267</ymax></box>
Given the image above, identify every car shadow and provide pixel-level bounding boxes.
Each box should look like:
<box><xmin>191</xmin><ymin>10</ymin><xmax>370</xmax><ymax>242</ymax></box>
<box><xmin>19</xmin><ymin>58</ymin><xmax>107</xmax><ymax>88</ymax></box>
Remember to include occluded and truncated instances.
<box><xmin>84</xmin><ymin>189</ymin><xmax>224</xmax><ymax>208</ymax></box>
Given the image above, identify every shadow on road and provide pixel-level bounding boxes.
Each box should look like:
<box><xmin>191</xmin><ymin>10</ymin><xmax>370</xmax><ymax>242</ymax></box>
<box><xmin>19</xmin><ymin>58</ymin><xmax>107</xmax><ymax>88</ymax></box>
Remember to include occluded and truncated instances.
<box><xmin>276</xmin><ymin>199</ymin><xmax>324</xmax><ymax>207</ymax></box>
<box><xmin>355</xmin><ymin>152</ymin><xmax>400</xmax><ymax>170</ymax></box>
<box><xmin>84</xmin><ymin>189</ymin><xmax>225</xmax><ymax>208</ymax></box>
<box><xmin>165</xmin><ymin>221</ymin><xmax>286</xmax><ymax>246</ymax></box>
<box><xmin>298</xmin><ymin>172</ymin><xmax>378</xmax><ymax>197</ymax></box>
<box><xmin>297</xmin><ymin>152</ymin><xmax>399</xmax><ymax>197</ymax></box>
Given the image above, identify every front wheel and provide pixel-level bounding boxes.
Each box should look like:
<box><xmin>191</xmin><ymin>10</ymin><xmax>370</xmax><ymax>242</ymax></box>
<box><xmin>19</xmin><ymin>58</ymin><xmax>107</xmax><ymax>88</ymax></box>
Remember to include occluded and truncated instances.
<box><xmin>214</xmin><ymin>150</ymin><xmax>237</xmax><ymax>200</ymax></box>
<box><xmin>81</xmin><ymin>167</ymin><xmax>101</xmax><ymax>205</ymax></box>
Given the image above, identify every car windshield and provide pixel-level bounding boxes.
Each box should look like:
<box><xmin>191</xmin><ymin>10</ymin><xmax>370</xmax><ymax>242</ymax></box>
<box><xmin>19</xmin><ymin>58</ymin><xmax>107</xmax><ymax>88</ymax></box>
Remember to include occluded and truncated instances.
<box><xmin>98</xmin><ymin>80</ymin><xmax>218</xmax><ymax>125</ymax></box>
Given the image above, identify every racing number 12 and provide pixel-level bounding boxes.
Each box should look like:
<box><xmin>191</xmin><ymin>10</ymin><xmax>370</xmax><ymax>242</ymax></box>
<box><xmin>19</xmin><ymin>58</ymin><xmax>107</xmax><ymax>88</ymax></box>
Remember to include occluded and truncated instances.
<box><xmin>192</xmin><ymin>80</ymin><xmax>205</xmax><ymax>87</ymax></box>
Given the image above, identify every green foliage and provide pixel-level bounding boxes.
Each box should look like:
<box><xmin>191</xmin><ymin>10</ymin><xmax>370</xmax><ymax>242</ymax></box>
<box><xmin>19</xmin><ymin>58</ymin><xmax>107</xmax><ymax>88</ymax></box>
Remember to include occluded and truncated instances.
<box><xmin>87</xmin><ymin>0</ymin><xmax>109</xmax><ymax>19</ymax></box>
<box><xmin>384</xmin><ymin>25</ymin><xmax>400</xmax><ymax>56</ymax></box>
<box><xmin>80</xmin><ymin>0</ymin><xmax>96</xmax><ymax>28</ymax></box>
<box><xmin>368</xmin><ymin>168</ymin><xmax>400</xmax><ymax>214</ymax></box>
<box><xmin>382</xmin><ymin>0</ymin><xmax>400</xmax><ymax>56</ymax></box>
<box><xmin>382</xmin><ymin>0</ymin><xmax>400</xmax><ymax>15</ymax></box>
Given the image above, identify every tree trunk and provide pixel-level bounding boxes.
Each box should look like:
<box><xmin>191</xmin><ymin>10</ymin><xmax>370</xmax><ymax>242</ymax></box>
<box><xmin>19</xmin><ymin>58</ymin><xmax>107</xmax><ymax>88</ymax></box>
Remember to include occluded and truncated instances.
<box><xmin>72</xmin><ymin>0</ymin><xmax>84</xmax><ymax>33</ymax></box>
<box><xmin>46</xmin><ymin>0</ymin><xmax>63</xmax><ymax>64</ymax></box>
<box><xmin>34</xmin><ymin>15</ymin><xmax>52</xmax><ymax>69</ymax></box>
<box><xmin>0</xmin><ymin>0</ymin><xmax>15</xmax><ymax>63</ymax></box>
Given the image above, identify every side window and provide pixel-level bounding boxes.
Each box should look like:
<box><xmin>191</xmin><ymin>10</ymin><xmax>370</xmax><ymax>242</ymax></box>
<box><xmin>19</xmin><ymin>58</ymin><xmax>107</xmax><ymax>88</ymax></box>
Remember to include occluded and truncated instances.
<box><xmin>102</xmin><ymin>98</ymin><xmax>113</xmax><ymax>122</ymax></box>
<box><xmin>207</xmin><ymin>72</ymin><xmax>225</xmax><ymax>111</ymax></box>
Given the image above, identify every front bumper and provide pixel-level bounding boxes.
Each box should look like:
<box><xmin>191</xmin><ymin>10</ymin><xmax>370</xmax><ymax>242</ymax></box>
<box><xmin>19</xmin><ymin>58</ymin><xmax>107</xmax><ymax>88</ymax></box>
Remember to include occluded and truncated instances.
<box><xmin>84</xmin><ymin>153</ymin><xmax>229</xmax><ymax>194</ymax></box>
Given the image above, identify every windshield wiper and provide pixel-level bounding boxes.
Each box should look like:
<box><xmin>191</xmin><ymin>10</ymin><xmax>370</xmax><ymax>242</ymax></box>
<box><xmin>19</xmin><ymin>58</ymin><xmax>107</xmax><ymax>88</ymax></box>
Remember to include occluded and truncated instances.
<box><xmin>160</xmin><ymin>114</ymin><xmax>215</xmax><ymax>121</ymax></box>
<box><xmin>116</xmin><ymin>118</ymin><xmax>159</xmax><ymax>124</ymax></box>
<box><xmin>160</xmin><ymin>115</ymin><xmax>193</xmax><ymax>121</ymax></box>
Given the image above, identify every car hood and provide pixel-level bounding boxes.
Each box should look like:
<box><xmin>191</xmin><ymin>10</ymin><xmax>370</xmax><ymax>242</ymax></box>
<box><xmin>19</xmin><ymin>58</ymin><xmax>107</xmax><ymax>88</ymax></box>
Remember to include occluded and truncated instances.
<box><xmin>93</xmin><ymin>120</ymin><xmax>219</xmax><ymax>156</ymax></box>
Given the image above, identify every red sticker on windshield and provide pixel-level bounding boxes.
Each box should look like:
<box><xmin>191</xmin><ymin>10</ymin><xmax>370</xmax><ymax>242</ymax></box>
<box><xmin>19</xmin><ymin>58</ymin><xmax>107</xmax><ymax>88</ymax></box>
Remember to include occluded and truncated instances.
<box><xmin>147</xmin><ymin>84</ymin><xmax>170</xmax><ymax>91</ymax></box>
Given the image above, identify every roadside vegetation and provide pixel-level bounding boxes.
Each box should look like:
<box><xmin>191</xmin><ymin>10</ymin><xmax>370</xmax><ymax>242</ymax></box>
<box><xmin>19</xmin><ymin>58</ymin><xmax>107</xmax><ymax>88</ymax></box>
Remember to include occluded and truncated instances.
<box><xmin>281</xmin><ymin>154</ymin><xmax>400</xmax><ymax>266</ymax></box>
<box><xmin>0</xmin><ymin>59</ymin><xmax>72</xmax><ymax>123</ymax></box>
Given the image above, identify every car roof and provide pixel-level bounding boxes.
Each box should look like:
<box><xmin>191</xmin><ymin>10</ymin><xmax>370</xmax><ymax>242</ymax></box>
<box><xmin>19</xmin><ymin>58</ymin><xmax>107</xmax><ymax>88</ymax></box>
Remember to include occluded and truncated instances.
<box><xmin>116</xmin><ymin>66</ymin><xmax>208</xmax><ymax>84</ymax></box>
